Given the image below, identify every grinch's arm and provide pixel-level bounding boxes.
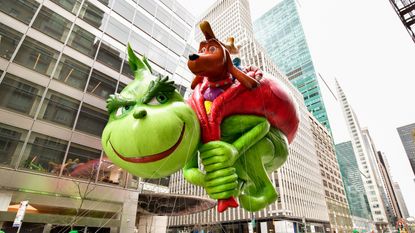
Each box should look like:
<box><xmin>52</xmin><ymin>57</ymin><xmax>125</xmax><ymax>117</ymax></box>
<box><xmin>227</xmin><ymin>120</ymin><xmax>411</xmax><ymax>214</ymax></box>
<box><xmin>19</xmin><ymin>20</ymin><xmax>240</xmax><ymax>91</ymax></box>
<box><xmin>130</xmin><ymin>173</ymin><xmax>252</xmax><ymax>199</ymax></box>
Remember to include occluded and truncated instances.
<box><xmin>220</xmin><ymin>115</ymin><xmax>270</xmax><ymax>164</ymax></box>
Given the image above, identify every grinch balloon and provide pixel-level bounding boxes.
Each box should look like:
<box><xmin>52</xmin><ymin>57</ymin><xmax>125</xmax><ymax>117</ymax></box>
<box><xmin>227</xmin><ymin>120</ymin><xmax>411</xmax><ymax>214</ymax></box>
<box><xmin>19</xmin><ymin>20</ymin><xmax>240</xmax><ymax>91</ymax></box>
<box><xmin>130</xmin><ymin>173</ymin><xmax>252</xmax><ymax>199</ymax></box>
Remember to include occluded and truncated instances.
<box><xmin>101</xmin><ymin>45</ymin><xmax>200</xmax><ymax>178</ymax></box>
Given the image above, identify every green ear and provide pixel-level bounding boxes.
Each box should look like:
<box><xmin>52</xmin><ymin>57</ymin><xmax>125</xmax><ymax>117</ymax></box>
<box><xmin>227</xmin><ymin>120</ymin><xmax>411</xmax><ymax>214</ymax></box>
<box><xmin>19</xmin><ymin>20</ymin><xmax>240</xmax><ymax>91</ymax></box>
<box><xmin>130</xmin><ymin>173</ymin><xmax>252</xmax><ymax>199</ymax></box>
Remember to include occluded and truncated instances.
<box><xmin>127</xmin><ymin>43</ymin><xmax>151</xmax><ymax>79</ymax></box>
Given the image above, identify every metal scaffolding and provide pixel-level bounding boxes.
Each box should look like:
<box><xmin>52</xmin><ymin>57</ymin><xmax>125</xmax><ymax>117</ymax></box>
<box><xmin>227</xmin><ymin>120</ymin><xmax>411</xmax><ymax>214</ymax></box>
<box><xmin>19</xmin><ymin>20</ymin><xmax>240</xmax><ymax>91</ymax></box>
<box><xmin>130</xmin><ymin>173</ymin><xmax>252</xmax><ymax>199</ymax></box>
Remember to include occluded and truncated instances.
<box><xmin>390</xmin><ymin>0</ymin><xmax>415</xmax><ymax>43</ymax></box>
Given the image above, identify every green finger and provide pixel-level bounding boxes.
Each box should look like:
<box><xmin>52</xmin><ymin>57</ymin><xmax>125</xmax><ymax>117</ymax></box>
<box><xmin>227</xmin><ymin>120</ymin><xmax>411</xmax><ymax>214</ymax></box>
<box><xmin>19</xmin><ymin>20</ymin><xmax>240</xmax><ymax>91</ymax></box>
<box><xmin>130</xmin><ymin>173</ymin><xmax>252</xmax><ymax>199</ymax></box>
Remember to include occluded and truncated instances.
<box><xmin>205</xmin><ymin>167</ymin><xmax>236</xmax><ymax>181</ymax></box>
<box><xmin>205</xmin><ymin>163</ymin><xmax>229</xmax><ymax>172</ymax></box>
<box><xmin>202</xmin><ymin>155</ymin><xmax>227</xmax><ymax>166</ymax></box>
<box><xmin>200</xmin><ymin>148</ymin><xmax>227</xmax><ymax>160</ymax></box>
<box><xmin>200</xmin><ymin>141</ymin><xmax>225</xmax><ymax>153</ymax></box>
<box><xmin>206</xmin><ymin>181</ymin><xmax>238</xmax><ymax>194</ymax></box>
<box><xmin>205</xmin><ymin>174</ymin><xmax>238</xmax><ymax>188</ymax></box>
<box><xmin>210</xmin><ymin>190</ymin><xmax>236</xmax><ymax>200</ymax></box>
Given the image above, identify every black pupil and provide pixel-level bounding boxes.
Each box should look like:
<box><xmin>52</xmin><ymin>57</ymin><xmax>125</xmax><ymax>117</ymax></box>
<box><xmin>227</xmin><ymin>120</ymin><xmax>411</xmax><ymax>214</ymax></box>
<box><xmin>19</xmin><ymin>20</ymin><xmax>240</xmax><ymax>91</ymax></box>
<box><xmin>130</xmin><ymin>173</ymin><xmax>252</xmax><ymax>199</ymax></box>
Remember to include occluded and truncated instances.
<box><xmin>159</xmin><ymin>95</ymin><xmax>166</xmax><ymax>101</ymax></box>
<box><xmin>125</xmin><ymin>105</ymin><xmax>130</xmax><ymax>110</ymax></box>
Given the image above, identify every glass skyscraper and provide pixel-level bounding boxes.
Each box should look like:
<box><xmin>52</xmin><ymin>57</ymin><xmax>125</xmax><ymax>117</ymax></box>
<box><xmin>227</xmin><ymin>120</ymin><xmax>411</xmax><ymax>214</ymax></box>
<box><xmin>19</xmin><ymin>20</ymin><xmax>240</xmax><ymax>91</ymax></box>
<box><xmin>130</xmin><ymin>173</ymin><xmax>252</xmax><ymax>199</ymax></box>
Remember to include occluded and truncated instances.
<box><xmin>397</xmin><ymin>123</ymin><xmax>415</xmax><ymax>175</ymax></box>
<box><xmin>335</xmin><ymin>141</ymin><xmax>372</xmax><ymax>220</ymax></box>
<box><xmin>253</xmin><ymin>0</ymin><xmax>331</xmax><ymax>132</ymax></box>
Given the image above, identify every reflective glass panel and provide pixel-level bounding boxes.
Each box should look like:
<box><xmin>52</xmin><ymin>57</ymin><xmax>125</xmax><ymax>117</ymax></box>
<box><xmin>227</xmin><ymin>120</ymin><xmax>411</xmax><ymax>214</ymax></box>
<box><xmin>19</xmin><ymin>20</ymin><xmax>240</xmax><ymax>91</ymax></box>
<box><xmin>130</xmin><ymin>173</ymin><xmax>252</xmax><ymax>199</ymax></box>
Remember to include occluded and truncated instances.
<box><xmin>67</xmin><ymin>24</ymin><xmax>98</xmax><ymax>58</ymax></box>
<box><xmin>14</xmin><ymin>37</ymin><xmax>59</xmax><ymax>76</ymax></box>
<box><xmin>113</xmin><ymin>0</ymin><xmax>134</xmax><ymax>21</ymax></box>
<box><xmin>0</xmin><ymin>73</ymin><xmax>44</xmax><ymax>117</ymax></box>
<box><xmin>75</xmin><ymin>103</ymin><xmax>108</xmax><ymax>136</ymax></box>
<box><xmin>39</xmin><ymin>91</ymin><xmax>80</xmax><ymax>128</ymax></box>
<box><xmin>53</xmin><ymin>54</ymin><xmax>91</xmax><ymax>90</ymax></box>
<box><xmin>87</xmin><ymin>69</ymin><xmax>116</xmax><ymax>99</ymax></box>
<box><xmin>32</xmin><ymin>7</ymin><xmax>72</xmax><ymax>43</ymax></box>
<box><xmin>138</xmin><ymin>0</ymin><xmax>156</xmax><ymax>16</ymax></box>
<box><xmin>20</xmin><ymin>132</ymin><xmax>68</xmax><ymax>175</ymax></box>
<box><xmin>98</xmin><ymin>156</ymin><xmax>126</xmax><ymax>187</ymax></box>
<box><xmin>79</xmin><ymin>1</ymin><xmax>106</xmax><ymax>29</ymax></box>
<box><xmin>0</xmin><ymin>0</ymin><xmax>39</xmax><ymax>24</ymax></box>
<box><xmin>0</xmin><ymin>23</ymin><xmax>23</xmax><ymax>60</ymax></box>
<box><xmin>64</xmin><ymin>143</ymin><xmax>101</xmax><ymax>179</ymax></box>
<box><xmin>96</xmin><ymin>42</ymin><xmax>124</xmax><ymax>72</ymax></box>
<box><xmin>0</xmin><ymin>123</ymin><xmax>28</xmax><ymax>168</ymax></box>
<box><xmin>50</xmin><ymin>0</ymin><xmax>82</xmax><ymax>14</ymax></box>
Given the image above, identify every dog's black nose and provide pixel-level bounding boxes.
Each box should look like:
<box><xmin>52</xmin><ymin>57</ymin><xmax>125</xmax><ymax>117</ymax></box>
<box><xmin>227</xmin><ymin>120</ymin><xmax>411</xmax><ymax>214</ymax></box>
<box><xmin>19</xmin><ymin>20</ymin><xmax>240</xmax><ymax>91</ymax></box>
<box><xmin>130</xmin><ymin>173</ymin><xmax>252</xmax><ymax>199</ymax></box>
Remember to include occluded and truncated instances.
<box><xmin>189</xmin><ymin>54</ymin><xmax>199</xmax><ymax>61</ymax></box>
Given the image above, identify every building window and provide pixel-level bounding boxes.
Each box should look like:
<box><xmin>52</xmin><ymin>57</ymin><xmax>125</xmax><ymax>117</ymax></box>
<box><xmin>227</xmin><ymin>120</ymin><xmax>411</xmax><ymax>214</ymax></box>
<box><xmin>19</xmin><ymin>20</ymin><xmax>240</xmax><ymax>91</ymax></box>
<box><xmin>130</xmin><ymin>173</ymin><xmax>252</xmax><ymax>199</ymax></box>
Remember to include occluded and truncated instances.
<box><xmin>78</xmin><ymin>1</ymin><xmax>105</xmax><ymax>30</ymax></box>
<box><xmin>0</xmin><ymin>0</ymin><xmax>39</xmax><ymax>24</ymax></box>
<box><xmin>0</xmin><ymin>124</ymin><xmax>28</xmax><ymax>167</ymax></box>
<box><xmin>0</xmin><ymin>73</ymin><xmax>44</xmax><ymax>116</ymax></box>
<box><xmin>20</xmin><ymin>132</ymin><xmax>68</xmax><ymax>175</ymax></box>
<box><xmin>98</xmin><ymin>156</ymin><xmax>126</xmax><ymax>186</ymax></box>
<box><xmin>75</xmin><ymin>103</ymin><xmax>108</xmax><ymax>136</ymax></box>
<box><xmin>0</xmin><ymin>23</ymin><xmax>23</xmax><ymax>60</ymax></box>
<box><xmin>51</xmin><ymin>0</ymin><xmax>82</xmax><ymax>15</ymax></box>
<box><xmin>54</xmin><ymin>54</ymin><xmax>91</xmax><ymax>90</ymax></box>
<box><xmin>96</xmin><ymin>42</ymin><xmax>123</xmax><ymax>72</ymax></box>
<box><xmin>40</xmin><ymin>91</ymin><xmax>80</xmax><ymax>128</ymax></box>
<box><xmin>67</xmin><ymin>24</ymin><xmax>98</xmax><ymax>58</ymax></box>
<box><xmin>64</xmin><ymin>143</ymin><xmax>101</xmax><ymax>179</ymax></box>
<box><xmin>32</xmin><ymin>6</ymin><xmax>72</xmax><ymax>43</ymax></box>
<box><xmin>138</xmin><ymin>0</ymin><xmax>157</xmax><ymax>16</ymax></box>
<box><xmin>87</xmin><ymin>69</ymin><xmax>116</xmax><ymax>99</ymax></box>
<box><xmin>14</xmin><ymin>37</ymin><xmax>59</xmax><ymax>76</ymax></box>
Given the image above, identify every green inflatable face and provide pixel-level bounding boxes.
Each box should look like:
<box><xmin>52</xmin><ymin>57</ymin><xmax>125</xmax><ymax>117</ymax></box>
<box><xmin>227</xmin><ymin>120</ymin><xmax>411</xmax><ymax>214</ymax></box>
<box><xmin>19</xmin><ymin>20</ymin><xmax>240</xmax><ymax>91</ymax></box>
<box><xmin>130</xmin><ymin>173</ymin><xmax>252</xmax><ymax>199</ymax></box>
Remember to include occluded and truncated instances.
<box><xmin>101</xmin><ymin>45</ymin><xmax>200</xmax><ymax>178</ymax></box>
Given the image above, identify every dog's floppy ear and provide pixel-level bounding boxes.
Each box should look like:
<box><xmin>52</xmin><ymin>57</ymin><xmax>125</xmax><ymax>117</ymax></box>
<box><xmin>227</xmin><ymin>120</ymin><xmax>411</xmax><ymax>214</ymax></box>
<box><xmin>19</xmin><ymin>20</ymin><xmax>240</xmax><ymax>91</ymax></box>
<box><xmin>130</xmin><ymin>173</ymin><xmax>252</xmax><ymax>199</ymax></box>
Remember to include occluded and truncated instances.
<box><xmin>191</xmin><ymin>75</ymin><xmax>204</xmax><ymax>89</ymax></box>
<box><xmin>226</xmin><ymin>52</ymin><xmax>259</xmax><ymax>89</ymax></box>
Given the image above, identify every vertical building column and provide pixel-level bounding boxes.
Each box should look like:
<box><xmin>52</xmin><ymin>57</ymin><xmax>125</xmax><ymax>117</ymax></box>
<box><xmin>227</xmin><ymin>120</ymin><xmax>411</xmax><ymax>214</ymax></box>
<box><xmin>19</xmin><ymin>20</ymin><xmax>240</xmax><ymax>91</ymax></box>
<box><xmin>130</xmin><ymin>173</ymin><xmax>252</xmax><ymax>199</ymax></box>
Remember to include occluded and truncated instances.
<box><xmin>0</xmin><ymin>191</ymin><xmax>12</xmax><ymax>229</ymax></box>
<box><xmin>120</xmin><ymin>191</ymin><xmax>139</xmax><ymax>233</ymax></box>
<box><xmin>42</xmin><ymin>224</ymin><xmax>52</xmax><ymax>233</ymax></box>
<box><xmin>137</xmin><ymin>215</ymin><xmax>168</xmax><ymax>233</ymax></box>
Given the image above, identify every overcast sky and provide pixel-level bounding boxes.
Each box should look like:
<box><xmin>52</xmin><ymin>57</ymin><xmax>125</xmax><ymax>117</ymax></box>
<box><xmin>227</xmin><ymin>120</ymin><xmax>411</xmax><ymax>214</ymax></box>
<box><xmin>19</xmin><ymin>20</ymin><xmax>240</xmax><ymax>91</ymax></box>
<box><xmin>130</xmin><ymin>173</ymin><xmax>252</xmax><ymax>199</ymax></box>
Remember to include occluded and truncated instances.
<box><xmin>177</xmin><ymin>0</ymin><xmax>415</xmax><ymax>216</ymax></box>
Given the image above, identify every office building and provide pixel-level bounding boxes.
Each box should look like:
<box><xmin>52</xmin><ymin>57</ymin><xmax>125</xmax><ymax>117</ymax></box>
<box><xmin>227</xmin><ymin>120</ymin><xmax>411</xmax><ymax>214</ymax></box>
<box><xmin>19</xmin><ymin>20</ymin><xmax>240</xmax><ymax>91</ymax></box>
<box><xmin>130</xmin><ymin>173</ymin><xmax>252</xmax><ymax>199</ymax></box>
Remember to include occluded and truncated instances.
<box><xmin>310</xmin><ymin>116</ymin><xmax>353</xmax><ymax>232</ymax></box>
<box><xmin>253</xmin><ymin>0</ymin><xmax>332</xmax><ymax>133</ymax></box>
<box><xmin>393</xmin><ymin>182</ymin><xmax>410</xmax><ymax>219</ymax></box>
<box><xmin>335</xmin><ymin>80</ymin><xmax>389</xmax><ymax>231</ymax></box>
<box><xmin>335</xmin><ymin>141</ymin><xmax>372</xmax><ymax>221</ymax></box>
<box><xmin>169</xmin><ymin>0</ymin><xmax>331</xmax><ymax>231</ymax></box>
<box><xmin>397</xmin><ymin>123</ymin><xmax>415</xmax><ymax>176</ymax></box>
<box><xmin>377</xmin><ymin>151</ymin><xmax>403</xmax><ymax>221</ymax></box>
<box><xmin>0</xmin><ymin>0</ymin><xmax>215</xmax><ymax>232</ymax></box>
<box><xmin>389</xmin><ymin>0</ymin><xmax>415</xmax><ymax>43</ymax></box>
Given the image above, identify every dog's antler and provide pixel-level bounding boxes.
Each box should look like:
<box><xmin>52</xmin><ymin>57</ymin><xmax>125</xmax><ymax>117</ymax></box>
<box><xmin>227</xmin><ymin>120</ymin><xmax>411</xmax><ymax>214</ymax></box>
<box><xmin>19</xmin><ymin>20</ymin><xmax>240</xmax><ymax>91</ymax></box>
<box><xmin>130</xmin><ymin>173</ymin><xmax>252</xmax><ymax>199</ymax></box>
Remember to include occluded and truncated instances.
<box><xmin>200</xmin><ymin>21</ymin><xmax>216</xmax><ymax>40</ymax></box>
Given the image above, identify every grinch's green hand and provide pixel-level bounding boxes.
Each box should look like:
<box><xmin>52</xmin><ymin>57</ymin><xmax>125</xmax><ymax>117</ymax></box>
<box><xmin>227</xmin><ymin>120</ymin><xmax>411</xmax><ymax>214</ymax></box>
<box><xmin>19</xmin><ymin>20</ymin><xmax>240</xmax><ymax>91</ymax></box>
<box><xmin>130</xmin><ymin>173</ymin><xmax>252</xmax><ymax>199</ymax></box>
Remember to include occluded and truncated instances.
<box><xmin>200</xmin><ymin>141</ymin><xmax>239</xmax><ymax>200</ymax></box>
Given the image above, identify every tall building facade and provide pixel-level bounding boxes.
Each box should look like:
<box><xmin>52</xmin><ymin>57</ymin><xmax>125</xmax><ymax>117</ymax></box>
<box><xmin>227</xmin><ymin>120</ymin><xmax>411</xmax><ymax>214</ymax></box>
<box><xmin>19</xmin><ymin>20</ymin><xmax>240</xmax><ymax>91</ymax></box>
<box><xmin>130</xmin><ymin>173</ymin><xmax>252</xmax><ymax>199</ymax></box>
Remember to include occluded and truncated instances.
<box><xmin>0</xmin><ymin>0</ymin><xmax>200</xmax><ymax>232</ymax></box>
<box><xmin>335</xmin><ymin>80</ymin><xmax>389</xmax><ymax>230</ymax></box>
<box><xmin>397</xmin><ymin>123</ymin><xmax>415</xmax><ymax>176</ymax></box>
<box><xmin>310</xmin><ymin>116</ymin><xmax>353</xmax><ymax>232</ymax></box>
<box><xmin>361</xmin><ymin>128</ymin><xmax>397</xmax><ymax>227</ymax></box>
<box><xmin>253</xmin><ymin>0</ymin><xmax>331</xmax><ymax>133</ymax></box>
<box><xmin>169</xmin><ymin>0</ymin><xmax>331</xmax><ymax>231</ymax></box>
<box><xmin>376</xmin><ymin>151</ymin><xmax>403</xmax><ymax>221</ymax></box>
<box><xmin>393</xmin><ymin>182</ymin><xmax>410</xmax><ymax>219</ymax></box>
<box><xmin>335</xmin><ymin>141</ymin><xmax>372</xmax><ymax>221</ymax></box>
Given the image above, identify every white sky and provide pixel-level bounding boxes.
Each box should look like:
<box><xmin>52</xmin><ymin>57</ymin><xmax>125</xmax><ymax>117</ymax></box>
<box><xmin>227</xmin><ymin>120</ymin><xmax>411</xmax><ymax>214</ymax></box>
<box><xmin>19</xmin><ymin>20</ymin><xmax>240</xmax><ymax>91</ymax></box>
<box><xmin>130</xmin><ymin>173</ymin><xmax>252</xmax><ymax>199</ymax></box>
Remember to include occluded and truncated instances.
<box><xmin>177</xmin><ymin>0</ymin><xmax>415</xmax><ymax>216</ymax></box>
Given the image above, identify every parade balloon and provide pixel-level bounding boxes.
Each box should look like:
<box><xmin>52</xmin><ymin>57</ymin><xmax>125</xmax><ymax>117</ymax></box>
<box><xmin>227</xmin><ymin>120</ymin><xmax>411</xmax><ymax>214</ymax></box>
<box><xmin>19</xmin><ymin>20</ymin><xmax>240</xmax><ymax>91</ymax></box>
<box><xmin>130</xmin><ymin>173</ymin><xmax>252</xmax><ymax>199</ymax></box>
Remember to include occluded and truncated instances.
<box><xmin>102</xmin><ymin>20</ymin><xmax>299</xmax><ymax>212</ymax></box>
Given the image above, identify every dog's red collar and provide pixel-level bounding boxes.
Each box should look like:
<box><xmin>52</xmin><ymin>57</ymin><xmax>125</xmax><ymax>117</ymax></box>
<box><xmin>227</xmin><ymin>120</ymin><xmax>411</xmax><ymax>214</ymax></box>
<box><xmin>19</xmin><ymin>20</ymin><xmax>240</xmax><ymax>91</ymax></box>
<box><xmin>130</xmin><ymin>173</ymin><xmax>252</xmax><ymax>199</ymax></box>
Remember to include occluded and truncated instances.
<box><xmin>207</xmin><ymin>76</ymin><xmax>233</xmax><ymax>88</ymax></box>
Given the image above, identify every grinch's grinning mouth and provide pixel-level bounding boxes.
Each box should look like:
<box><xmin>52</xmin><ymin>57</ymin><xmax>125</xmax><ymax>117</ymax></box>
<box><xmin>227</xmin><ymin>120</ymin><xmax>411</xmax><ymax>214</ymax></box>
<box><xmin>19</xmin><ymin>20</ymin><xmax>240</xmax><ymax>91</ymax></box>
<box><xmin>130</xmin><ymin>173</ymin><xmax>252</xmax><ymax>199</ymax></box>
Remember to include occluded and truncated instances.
<box><xmin>109</xmin><ymin>124</ymin><xmax>185</xmax><ymax>163</ymax></box>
